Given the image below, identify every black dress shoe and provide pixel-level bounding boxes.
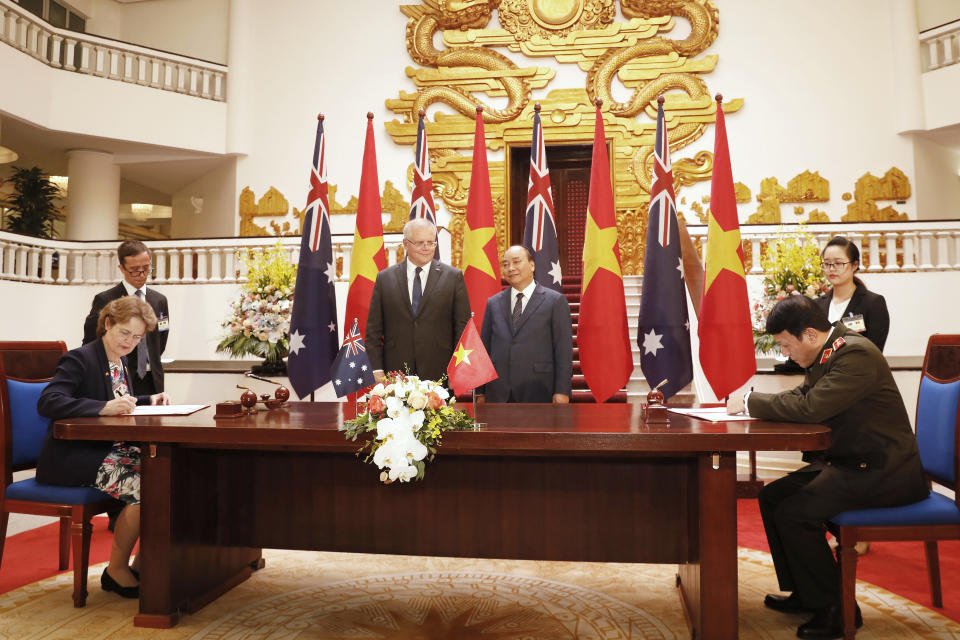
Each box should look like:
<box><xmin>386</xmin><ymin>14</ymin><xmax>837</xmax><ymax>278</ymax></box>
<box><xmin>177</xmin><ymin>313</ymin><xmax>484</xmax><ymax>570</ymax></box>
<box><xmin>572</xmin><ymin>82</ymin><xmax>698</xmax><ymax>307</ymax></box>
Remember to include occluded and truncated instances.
<box><xmin>764</xmin><ymin>592</ymin><xmax>811</xmax><ymax>613</ymax></box>
<box><xmin>101</xmin><ymin>568</ymin><xmax>139</xmax><ymax>599</ymax></box>
<box><xmin>797</xmin><ymin>604</ymin><xmax>863</xmax><ymax>639</ymax></box>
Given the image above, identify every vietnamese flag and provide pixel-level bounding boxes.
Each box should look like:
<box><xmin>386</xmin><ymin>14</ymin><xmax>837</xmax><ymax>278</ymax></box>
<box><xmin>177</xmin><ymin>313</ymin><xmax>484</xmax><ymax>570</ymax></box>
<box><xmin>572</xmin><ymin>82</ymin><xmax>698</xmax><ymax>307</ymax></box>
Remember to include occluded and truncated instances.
<box><xmin>578</xmin><ymin>101</ymin><xmax>633</xmax><ymax>403</ymax></box>
<box><xmin>698</xmin><ymin>95</ymin><xmax>756</xmax><ymax>399</ymax></box>
<box><xmin>461</xmin><ymin>106</ymin><xmax>500</xmax><ymax>328</ymax></box>
<box><xmin>446</xmin><ymin>317</ymin><xmax>497</xmax><ymax>397</ymax></box>
<box><xmin>344</xmin><ymin>113</ymin><xmax>387</xmax><ymax>344</ymax></box>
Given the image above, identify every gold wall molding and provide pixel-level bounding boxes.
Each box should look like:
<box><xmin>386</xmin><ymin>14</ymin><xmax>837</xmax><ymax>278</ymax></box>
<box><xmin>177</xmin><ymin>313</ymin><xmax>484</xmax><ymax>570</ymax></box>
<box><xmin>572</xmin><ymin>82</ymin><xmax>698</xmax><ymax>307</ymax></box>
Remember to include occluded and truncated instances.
<box><xmin>387</xmin><ymin>0</ymin><xmax>740</xmax><ymax>273</ymax></box>
<box><xmin>238</xmin><ymin>182</ymin><xmax>412</xmax><ymax>238</ymax></box>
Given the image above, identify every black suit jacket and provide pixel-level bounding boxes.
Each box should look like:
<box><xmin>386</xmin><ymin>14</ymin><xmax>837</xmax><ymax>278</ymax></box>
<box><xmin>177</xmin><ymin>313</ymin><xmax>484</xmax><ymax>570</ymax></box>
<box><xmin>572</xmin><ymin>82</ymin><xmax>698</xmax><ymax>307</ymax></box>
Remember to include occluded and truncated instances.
<box><xmin>480</xmin><ymin>284</ymin><xmax>573</xmax><ymax>402</ymax></box>
<box><xmin>365</xmin><ymin>260</ymin><xmax>471</xmax><ymax>381</ymax></box>
<box><xmin>36</xmin><ymin>340</ymin><xmax>149</xmax><ymax>487</ymax></box>
<box><xmin>83</xmin><ymin>283</ymin><xmax>169</xmax><ymax>392</ymax></box>
<box><xmin>748</xmin><ymin>324</ymin><xmax>926</xmax><ymax>504</ymax></box>
<box><xmin>815</xmin><ymin>282</ymin><xmax>889</xmax><ymax>352</ymax></box>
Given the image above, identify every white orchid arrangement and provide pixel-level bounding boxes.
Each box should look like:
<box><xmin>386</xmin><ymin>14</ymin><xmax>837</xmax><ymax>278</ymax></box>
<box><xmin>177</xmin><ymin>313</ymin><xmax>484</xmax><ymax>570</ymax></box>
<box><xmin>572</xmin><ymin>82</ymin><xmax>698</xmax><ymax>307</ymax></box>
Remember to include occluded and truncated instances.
<box><xmin>340</xmin><ymin>372</ymin><xmax>473</xmax><ymax>483</ymax></box>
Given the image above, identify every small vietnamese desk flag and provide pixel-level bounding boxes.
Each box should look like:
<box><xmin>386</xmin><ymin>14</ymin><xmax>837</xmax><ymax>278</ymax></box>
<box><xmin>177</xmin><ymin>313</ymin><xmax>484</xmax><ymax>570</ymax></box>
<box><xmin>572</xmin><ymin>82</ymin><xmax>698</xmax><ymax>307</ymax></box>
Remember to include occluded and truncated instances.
<box><xmin>344</xmin><ymin>112</ymin><xmax>387</xmax><ymax>347</ymax></box>
<box><xmin>638</xmin><ymin>97</ymin><xmax>693</xmax><ymax>401</ymax></box>
<box><xmin>698</xmin><ymin>95</ymin><xmax>756</xmax><ymax>399</ymax></box>
<box><xmin>446</xmin><ymin>317</ymin><xmax>497</xmax><ymax>397</ymax></box>
<box><xmin>578</xmin><ymin>101</ymin><xmax>633</xmax><ymax>403</ymax></box>
<box><xmin>461</xmin><ymin>107</ymin><xmax>500</xmax><ymax>328</ymax></box>
<box><xmin>330</xmin><ymin>318</ymin><xmax>376</xmax><ymax>398</ymax></box>
<box><xmin>522</xmin><ymin>103</ymin><xmax>562</xmax><ymax>293</ymax></box>
<box><xmin>287</xmin><ymin>114</ymin><xmax>339</xmax><ymax>400</ymax></box>
<box><xmin>409</xmin><ymin>109</ymin><xmax>441</xmax><ymax>260</ymax></box>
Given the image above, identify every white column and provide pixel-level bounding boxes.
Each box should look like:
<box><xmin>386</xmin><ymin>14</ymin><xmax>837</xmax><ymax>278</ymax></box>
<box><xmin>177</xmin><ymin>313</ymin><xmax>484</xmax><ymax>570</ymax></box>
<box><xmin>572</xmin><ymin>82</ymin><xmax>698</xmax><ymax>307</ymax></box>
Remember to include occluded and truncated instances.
<box><xmin>41</xmin><ymin>247</ymin><xmax>55</xmax><ymax>282</ymax></box>
<box><xmin>890</xmin><ymin>0</ymin><xmax>925</xmax><ymax>132</ymax></box>
<box><xmin>154</xmin><ymin>248</ymin><xmax>168</xmax><ymax>283</ymax></box>
<box><xmin>226</xmin><ymin>0</ymin><xmax>254</xmax><ymax>154</ymax></box>
<box><xmin>901</xmin><ymin>232</ymin><xmax>918</xmax><ymax>270</ymax></box>
<box><xmin>866</xmin><ymin>233</ymin><xmax>882</xmax><ymax>271</ymax></box>
<box><xmin>209</xmin><ymin>247</ymin><xmax>223</xmax><ymax>282</ymax></box>
<box><xmin>56</xmin><ymin>249</ymin><xmax>70</xmax><ymax>283</ymax></box>
<box><xmin>50</xmin><ymin>34</ymin><xmax>62</xmax><ymax>67</ymax></box>
<box><xmin>749</xmin><ymin>239</ymin><xmax>763</xmax><ymax>273</ymax></box>
<box><xmin>169</xmin><ymin>249</ymin><xmax>182</xmax><ymax>282</ymax></box>
<box><xmin>195</xmin><ymin>248</ymin><xmax>209</xmax><ymax>282</ymax></box>
<box><xmin>71</xmin><ymin>250</ymin><xmax>85</xmax><ymax>283</ymax></box>
<box><xmin>65</xmin><ymin>150</ymin><xmax>121</xmax><ymax>240</ymax></box>
<box><xmin>225</xmin><ymin>248</ymin><xmax>238</xmax><ymax>282</ymax></box>
<box><xmin>935</xmin><ymin>231</ymin><xmax>952</xmax><ymax>269</ymax></box>
<box><xmin>953</xmin><ymin>232</ymin><xmax>960</xmax><ymax>270</ymax></box>
<box><xmin>884</xmin><ymin>232</ymin><xmax>899</xmax><ymax>271</ymax></box>
<box><xmin>917</xmin><ymin>231</ymin><xmax>935</xmax><ymax>270</ymax></box>
<box><xmin>63</xmin><ymin>38</ymin><xmax>76</xmax><ymax>71</ymax></box>
<box><xmin>27</xmin><ymin>247</ymin><xmax>40</xmax><ymax>282</ymax></box>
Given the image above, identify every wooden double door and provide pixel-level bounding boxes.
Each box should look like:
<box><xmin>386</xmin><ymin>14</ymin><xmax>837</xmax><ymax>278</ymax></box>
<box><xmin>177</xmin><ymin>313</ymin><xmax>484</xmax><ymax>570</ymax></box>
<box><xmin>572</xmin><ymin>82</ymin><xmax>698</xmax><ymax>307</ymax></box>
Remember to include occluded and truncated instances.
<box><xmin>508</xmin><ymin>143</ymin><xmax>596</xmax><ymax>278</ymax></box>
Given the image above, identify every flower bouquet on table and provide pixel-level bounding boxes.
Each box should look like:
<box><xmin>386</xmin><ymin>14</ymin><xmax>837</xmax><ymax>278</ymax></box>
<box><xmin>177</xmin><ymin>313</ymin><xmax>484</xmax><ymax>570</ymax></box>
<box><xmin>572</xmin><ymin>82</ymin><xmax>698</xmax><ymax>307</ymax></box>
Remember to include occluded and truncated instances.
<box><xmin>340</xmin><ymin>372</ymin><xmax>474</xmax><ymax>483</ymax></box>
<box><xmin>216</xmin><ymin>243</ymin><xmax>295</xmax><ymax>374</ymax></box>
<box><xmin>752</xmin><ymin>225</ymin><xmax>830</xmax><ymax>359</ymax></box>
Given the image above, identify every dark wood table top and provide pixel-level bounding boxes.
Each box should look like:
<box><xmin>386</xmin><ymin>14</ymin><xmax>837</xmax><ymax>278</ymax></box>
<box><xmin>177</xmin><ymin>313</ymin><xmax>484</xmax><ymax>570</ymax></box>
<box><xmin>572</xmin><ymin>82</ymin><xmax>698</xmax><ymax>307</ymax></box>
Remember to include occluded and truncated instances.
<box><xmin>54</xmin><ymin>402</ymin><xmax>830</xmax><ymax>455</ymax></box>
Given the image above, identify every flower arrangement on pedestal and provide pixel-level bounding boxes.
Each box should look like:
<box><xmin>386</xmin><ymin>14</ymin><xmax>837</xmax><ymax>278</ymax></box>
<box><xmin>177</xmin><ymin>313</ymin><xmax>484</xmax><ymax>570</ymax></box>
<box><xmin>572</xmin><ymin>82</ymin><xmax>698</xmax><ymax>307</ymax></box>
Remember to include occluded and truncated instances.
<box><xmin>340</xmin><ymin>372</ymin><xmax>474</xmax><ymax>483</ymax></box>
<box><xmin>216</xmin><ymin>243</ymin><xmax>295</xmax><ymax>373</ymax></box>
<box><xmin>752</xmin><ymin>226</ymin><xmax>831</xmax><ymax>354</ymax></box>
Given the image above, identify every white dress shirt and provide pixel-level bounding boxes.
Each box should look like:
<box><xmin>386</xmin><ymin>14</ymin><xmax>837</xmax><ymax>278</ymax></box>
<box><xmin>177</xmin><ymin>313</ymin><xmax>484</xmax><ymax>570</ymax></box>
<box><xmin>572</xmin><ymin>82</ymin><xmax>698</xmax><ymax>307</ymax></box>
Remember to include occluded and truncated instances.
<box><xmin>511</xmin><ymin>280</ymin><xmax>537</xmax><ymax>316</ymax></box>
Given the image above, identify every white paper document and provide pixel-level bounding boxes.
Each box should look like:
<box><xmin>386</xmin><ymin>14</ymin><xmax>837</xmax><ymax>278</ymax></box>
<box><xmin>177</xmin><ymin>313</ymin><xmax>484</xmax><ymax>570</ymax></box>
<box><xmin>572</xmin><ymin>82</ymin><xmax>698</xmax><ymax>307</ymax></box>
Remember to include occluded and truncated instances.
<box><xmin>667</xmin><ymin>406</ymin><xmax>758</xmax><ymax>422</ymax></box>
<box><xmin>131</xmin><ymin>404</ymin><xmax>208</xmax><ymax>416</ymax></box>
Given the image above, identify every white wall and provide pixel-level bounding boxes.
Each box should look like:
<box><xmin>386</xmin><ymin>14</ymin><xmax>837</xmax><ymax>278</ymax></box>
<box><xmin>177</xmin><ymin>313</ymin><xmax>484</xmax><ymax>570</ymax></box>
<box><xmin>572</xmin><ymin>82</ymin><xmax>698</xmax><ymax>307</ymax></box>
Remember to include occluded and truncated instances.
<box><xmin>917</xmin><ymin>0</ymin><xmax>960</xmax><ymax>31</ymax></box>
<box><xmin>0</xmin><ymin>44</ymin><xmax>227</xmax><ymax>154</ymax></box>
<box><xmin>77</xmin><ymin>0</ymin><xmax>229</xmax><ymax>63</ymax></box>
<box><xmin>913</xmin><ymin>136</ymin><xmax>960</xmax><ymax>219</ymax></box>
<box><xmin>229</xmin><ymin>0</ymin><xmax>923</xmax><ymax>233</ymax></box>
<box><xmin>170</xmin><ymin>157</ymin><xmax>237</xmax><ymax>237</ymax></box>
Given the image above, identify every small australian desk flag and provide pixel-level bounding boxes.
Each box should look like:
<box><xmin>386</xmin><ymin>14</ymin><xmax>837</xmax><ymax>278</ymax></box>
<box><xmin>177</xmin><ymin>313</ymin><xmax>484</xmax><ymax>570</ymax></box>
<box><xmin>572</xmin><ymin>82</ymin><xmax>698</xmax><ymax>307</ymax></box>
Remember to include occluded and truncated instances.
<box><xmin>330</xmin><ymin>318</ymin><xmax>376</xmax><ymax>398</ymax></box>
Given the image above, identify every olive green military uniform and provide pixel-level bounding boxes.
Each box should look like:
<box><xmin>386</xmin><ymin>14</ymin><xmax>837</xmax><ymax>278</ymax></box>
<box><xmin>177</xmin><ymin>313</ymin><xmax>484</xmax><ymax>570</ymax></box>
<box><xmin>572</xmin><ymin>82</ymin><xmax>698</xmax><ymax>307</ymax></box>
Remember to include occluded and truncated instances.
<box><xmin>749</xmin><ymin>323</ymin><xmax>927</xmax><ymax>610</ymax></box>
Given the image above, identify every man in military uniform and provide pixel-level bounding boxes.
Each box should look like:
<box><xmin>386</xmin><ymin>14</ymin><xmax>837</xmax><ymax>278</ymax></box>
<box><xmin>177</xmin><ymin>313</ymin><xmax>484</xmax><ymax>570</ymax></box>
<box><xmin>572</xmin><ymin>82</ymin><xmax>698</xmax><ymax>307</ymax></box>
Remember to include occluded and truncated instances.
<box><xmin>727</xmin><ymin>295</ymin><xmax>927</xmax><ymax>639</ymax></box>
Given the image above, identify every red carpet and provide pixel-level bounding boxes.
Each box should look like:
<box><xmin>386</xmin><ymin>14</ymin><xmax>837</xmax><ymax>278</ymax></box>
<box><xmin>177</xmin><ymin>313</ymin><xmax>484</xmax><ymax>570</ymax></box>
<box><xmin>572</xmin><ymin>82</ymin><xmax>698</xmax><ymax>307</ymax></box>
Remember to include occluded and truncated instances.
<box><xmin>0</xmin><ymin>516</ymin><xmax>113</xmax><ymax>594</ymax></box>
<box><xmin>2</xmin><ymin>504</ymin><xmax>960</xmax><ymax>624</ymax></box>
<box><xmin>738</xmin><ymin>498</ymin><xmax>960</xmax><ymax>623</ymax></box>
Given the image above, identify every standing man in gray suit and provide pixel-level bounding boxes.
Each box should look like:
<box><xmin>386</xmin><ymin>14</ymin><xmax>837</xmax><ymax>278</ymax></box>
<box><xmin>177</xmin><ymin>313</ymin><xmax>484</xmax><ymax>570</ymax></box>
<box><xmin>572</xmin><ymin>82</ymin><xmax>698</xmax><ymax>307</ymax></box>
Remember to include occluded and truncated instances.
<box><xmin>479</xmin><ymin>245</ymin><xmax>572</xmax><ymax>403</ymax></box>
<box><xmin>83</xmin><ymin>240</ymin><xmax>169</xmax><ymax>396</ymax></box>
<box><xmin>366</xmin><ymin>218</ymin><xmax>471</xmax><ymax>382</ymax></box>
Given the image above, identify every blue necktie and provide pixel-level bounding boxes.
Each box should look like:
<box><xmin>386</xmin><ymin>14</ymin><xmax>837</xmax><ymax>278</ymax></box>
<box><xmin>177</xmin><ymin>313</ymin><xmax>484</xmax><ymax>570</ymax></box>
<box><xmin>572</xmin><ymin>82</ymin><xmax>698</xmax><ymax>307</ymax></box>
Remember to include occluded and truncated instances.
<box><xmin>411</xmin><ymin>267</ymin><xmax>423</xmax><ymax>314</ymax></box>
<box><xmin>134</xmin><ymin>290</ymin><xmax>148</xmax><ymax>379</ymax></box>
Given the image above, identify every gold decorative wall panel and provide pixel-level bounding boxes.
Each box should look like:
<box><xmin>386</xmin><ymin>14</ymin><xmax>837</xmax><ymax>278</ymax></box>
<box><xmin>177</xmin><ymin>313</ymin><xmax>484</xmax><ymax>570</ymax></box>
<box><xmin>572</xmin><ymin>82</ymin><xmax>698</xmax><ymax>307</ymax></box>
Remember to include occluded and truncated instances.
<box><xmin>386</xmin><ymin>0</ymin><xmax>741</xmax><ymax>272</ymax></box>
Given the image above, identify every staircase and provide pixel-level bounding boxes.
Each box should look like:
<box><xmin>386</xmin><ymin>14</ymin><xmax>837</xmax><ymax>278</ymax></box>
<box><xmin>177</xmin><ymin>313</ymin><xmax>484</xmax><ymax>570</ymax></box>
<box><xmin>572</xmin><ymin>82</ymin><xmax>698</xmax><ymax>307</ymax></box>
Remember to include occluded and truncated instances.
<box><xmin>567</xmin><ymin>275</ymin><xmax>696</xmax><ymax>404</ymax></box>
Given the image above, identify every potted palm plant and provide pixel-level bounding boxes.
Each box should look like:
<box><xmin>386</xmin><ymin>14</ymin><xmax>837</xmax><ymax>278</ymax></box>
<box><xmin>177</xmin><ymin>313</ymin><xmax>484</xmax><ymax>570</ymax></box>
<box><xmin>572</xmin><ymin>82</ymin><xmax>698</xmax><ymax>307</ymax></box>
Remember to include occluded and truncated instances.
<box><xmin>2</xmin><ymin>166</ymin><xmax>61</xmax><ymax>239</ymax></box>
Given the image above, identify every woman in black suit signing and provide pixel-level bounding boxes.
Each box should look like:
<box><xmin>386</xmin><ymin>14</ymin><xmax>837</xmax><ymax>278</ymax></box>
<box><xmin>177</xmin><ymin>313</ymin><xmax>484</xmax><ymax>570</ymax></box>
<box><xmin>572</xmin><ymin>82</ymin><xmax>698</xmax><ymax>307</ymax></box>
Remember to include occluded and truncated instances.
<box><xmin>36</xmin><ymin>296</ymin><xmax>170</xmax><ymax>598</ymax></box>
<box><xmin>815</xmin><ymin>236</ymin><xmax>890</xmax><ymax>351</ymax></box>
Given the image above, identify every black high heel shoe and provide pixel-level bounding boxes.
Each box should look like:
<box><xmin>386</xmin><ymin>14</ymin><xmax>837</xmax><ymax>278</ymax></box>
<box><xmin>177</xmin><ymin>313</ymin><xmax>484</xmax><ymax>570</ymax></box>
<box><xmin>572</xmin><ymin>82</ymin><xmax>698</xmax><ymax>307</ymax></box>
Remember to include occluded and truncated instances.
<box><xmin>101</xmin><ymin>568</ymin><xmax>139</xmax><ymax>599</ymax></box>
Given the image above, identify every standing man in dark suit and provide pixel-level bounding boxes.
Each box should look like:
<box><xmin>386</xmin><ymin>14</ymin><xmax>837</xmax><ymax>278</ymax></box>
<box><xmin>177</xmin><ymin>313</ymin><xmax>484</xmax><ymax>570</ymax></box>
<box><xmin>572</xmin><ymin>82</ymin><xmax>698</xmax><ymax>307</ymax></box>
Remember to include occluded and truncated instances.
<box><xmin>83</xmin><ymin>240</ymin><xmax>169</xmax><ymax>396</ymax></box>
<box><xmin>726</xmin><ymin>295</ymin><xmax>926</xmax><ymax>639</ymax></box>
<box><xmin>479</xmin><ymin>245</ymin><xmax>572</xmax><ymax>403</ymax></box>
<box><xmin>366</xmin><ymin>218</ymin><xmax>471</xmax><ymax>382</ymax></box>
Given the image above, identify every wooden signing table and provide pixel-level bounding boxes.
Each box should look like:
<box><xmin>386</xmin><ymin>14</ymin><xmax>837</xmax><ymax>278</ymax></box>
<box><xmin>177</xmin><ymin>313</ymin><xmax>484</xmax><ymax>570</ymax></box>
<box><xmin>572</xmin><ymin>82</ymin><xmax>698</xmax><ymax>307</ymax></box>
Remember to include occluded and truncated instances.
<box><xmin>54</xmin><ymin>403</ymin><xmax>829</xmax><ymax>638</ymax></box>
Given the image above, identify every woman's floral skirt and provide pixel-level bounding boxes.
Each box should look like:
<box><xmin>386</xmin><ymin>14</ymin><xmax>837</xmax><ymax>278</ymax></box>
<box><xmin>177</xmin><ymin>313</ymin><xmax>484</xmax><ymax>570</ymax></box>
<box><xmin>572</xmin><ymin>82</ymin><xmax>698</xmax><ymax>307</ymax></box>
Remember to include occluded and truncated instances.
<box><xmin>94</xmin><ymin>442</ymin><xmax>141</xmax><ymax>505</ymax></box>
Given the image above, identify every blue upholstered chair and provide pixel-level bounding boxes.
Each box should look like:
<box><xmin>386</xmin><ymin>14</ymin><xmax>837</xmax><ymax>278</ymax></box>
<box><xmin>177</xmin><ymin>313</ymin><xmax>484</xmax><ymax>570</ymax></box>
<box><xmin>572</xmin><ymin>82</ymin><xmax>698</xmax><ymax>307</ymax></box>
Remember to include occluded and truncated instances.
<box><xmin>827</xmin><ymin>334</ymin><xmax>960</xmax><ymax>639</ymax></box>
<box><xmin>0</xmin><ymin>341</ymin><xmax>118</xmax><ymax>607</ymax></box>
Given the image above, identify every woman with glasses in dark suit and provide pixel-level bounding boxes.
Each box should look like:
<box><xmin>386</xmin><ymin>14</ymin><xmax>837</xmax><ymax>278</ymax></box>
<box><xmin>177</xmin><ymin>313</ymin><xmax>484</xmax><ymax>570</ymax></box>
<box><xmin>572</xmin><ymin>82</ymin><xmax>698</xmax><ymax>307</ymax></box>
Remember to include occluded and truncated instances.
<box><xmin>815</xmin><ymin>236</ymin><xmax>890</xmax><ymax>351</ymax></box>
<box><xmin>37</xmin><ymin>296</ymin><xmax>170</xmax><ymax>599</ymax></box>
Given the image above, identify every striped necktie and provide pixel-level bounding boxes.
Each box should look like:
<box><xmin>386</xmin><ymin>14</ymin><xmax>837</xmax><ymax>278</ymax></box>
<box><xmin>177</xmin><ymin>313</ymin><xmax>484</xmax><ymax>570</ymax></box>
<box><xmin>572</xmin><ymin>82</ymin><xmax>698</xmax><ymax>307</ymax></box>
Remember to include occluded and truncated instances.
<box><xmin>134</xmin><ymin>290</ymin><xmax>148</xmax><ymax>379</ymax></box>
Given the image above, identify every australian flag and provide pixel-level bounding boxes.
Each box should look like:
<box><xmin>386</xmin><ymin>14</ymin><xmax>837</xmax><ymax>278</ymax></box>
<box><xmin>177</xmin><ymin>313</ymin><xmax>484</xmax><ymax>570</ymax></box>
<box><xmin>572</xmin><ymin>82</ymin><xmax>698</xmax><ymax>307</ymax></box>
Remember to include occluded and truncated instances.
<box><xmin>522</xmin><ymin>105</ymin><xmax>562</xmax><ymax>292</ymax></box>
<box><xmin>637</xmin><ymin>99</ymin><xmax>693</xmax><ymax>401</ymax></box>
<box><xmin>409</xmin><ymin>112</ymin><xmax>441</xmax><ymax>260</ymax></box>
<box><xmin>330</xmin><ymin>318</ymin><xmax>375</xmax><ymax>398</ymax></box>
<box><xmin>287</xmin><ymin>115</ymin><xmax>339</xmax><ymax>399</ymax></box>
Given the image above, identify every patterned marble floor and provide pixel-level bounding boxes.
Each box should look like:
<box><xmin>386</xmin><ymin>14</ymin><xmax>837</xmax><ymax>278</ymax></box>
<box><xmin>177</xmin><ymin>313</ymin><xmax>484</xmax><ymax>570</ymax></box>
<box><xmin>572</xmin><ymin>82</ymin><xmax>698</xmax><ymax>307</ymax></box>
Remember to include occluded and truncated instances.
<box><xmin>0</xmin><ymin>548</ymin><xmax>957</xmax><ymax>639</ymax></box>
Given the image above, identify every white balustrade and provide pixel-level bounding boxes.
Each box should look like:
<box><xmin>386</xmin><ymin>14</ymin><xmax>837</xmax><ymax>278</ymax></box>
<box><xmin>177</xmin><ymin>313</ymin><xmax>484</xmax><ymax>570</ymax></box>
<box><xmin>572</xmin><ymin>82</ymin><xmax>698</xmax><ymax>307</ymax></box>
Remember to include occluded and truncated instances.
<box><xmin>0</xmin><ymin>0</ymin><xmax>226</xmax><ymax>102</ymax></box>
<box><xmin>2</xmin><ymin>222</ymin><xmax>959</xmax><ymax>289</ymax></box>
<box><xmin>921</xmin><ymin>20</ymin><xmax>960</xmax><ymax>72</ymax></box>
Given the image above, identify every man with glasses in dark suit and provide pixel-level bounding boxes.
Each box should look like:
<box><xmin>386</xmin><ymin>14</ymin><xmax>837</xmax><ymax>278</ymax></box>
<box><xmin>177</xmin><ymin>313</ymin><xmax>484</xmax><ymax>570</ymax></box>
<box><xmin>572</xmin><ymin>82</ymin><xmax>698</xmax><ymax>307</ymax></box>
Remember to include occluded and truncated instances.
<box><xmin>83</xmin><ymin>240</ymin><xmax>170</xmax><ymax>397</ymax></box>
<box><xmin>366</xmin><ymin>218</ymin><xmax>470</xmax><ymax>382</ymax></box>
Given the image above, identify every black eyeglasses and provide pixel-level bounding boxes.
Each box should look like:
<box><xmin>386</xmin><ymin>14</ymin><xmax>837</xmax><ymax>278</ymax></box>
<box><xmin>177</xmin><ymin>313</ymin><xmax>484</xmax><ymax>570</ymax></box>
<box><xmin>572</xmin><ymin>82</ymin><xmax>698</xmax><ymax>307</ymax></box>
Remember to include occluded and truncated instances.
<box><xmin>122</xmin><ymin>265</ymin><xmax>151</xmax><ymax>276</ymax></box>
<box><xmin>820</xmin><ymin>261</ymin><xmax>851</xmax><ymax>271</ymax></box>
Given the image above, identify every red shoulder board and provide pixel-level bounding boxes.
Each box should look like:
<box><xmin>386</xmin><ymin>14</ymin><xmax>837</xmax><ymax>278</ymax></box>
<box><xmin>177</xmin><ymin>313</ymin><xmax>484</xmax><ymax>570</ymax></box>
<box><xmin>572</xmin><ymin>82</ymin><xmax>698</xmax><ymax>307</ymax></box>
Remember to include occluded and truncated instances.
<box><xmin>832</xmin><ymin>337</ymin><xmax>846</xmax><ymax>350</ymax></box>
<box><xmin>819</xmin><ymin>348</ymin><xmax>833</xmax><ymax>364</ymax></box>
